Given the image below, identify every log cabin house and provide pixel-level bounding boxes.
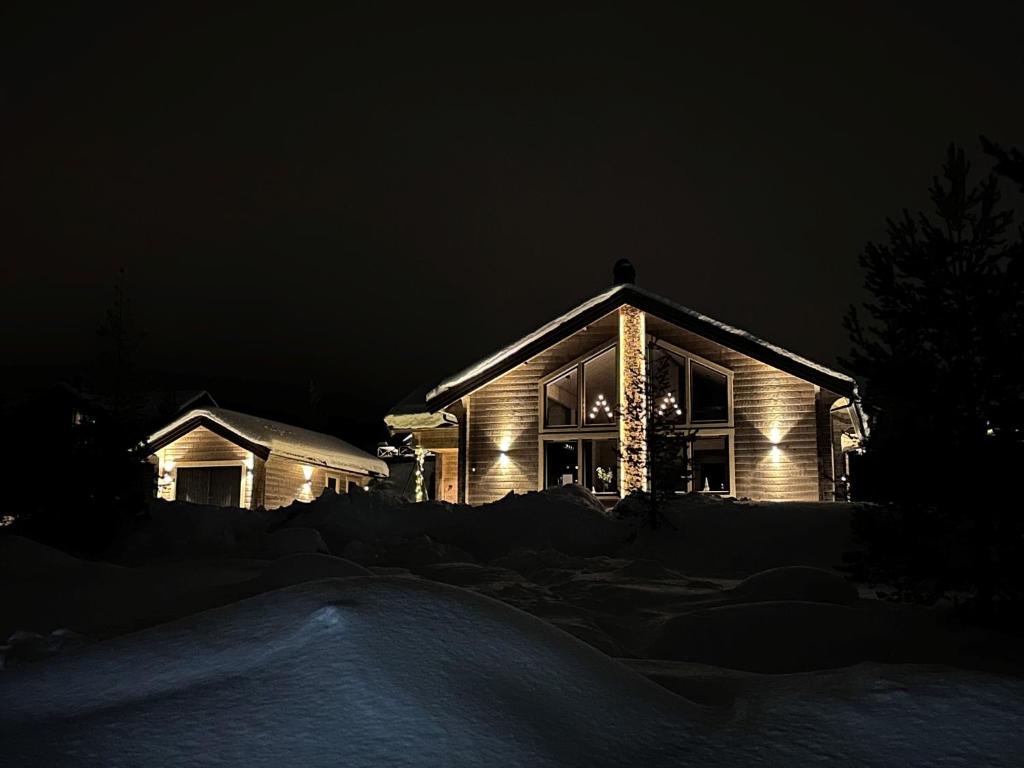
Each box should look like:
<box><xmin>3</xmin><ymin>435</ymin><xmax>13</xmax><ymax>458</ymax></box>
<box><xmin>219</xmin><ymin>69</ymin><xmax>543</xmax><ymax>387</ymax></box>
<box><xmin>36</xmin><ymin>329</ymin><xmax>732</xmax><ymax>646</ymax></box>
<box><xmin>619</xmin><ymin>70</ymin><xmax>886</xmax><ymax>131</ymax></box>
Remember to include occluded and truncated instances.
<box><xmin>143</xmin><ymin>408</ymin><xmax>388</xmax><ymax>509</ymax></box>
<box><xmin>386</xmin><ymin>261</ymin><xmax>865</xmax><ymax>504</ymax></box>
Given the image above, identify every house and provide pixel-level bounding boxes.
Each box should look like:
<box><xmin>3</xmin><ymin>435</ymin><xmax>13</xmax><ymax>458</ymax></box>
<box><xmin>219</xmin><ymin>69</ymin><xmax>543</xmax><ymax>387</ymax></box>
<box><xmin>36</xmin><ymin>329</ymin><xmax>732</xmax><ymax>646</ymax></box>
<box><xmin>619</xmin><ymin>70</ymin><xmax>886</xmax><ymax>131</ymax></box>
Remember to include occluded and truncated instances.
<box><xmin>143</xmin><ymin>408</ymin><xmax>389</xmax><ymax>509</ymax></box>
<box><xmin>386</xmin><ymin>260</ymin><xmax>865</xmax><ymax>504</ymax></box>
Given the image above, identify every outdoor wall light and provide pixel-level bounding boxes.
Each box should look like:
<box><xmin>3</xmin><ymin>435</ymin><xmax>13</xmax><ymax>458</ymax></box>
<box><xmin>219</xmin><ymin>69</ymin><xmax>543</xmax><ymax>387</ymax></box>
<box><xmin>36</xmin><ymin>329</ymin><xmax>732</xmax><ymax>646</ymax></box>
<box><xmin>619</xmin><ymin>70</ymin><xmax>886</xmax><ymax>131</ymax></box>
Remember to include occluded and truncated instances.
<box><xmin>302</xmin><ymin>465</ymin><xmax>313</xmax><ymax>481</ymax></box>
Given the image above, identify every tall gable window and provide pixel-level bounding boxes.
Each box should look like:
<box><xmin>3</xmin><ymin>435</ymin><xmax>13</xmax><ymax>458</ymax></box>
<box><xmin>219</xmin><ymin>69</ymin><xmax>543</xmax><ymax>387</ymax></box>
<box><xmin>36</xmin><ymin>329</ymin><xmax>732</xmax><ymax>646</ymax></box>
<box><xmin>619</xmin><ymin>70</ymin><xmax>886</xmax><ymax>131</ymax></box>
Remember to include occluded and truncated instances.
<box><xmin>691</xmin><ymin>362</ymin><xmax>728</xmax><ymax>423</ymax></box>
<box><xmin>649</xmin><ymin>339</ymin><xmax>734</xmax><ymax>494</ymax></box>
<box><xmin>540</xmin><ymin>344</ymin><xmax>619</xmax><ymax>496</ymax></box>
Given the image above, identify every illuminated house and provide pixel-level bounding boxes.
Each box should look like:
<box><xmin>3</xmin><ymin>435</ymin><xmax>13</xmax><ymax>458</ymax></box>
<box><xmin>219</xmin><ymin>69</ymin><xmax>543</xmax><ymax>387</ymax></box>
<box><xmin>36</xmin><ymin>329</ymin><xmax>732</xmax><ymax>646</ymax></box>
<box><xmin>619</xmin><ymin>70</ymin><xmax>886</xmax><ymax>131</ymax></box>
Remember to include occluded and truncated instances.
<box><xmin>143</xmin><ymin>408</ymin><xmax>388</xmax><ymax>509</ymax></box>
<box><xmin>386</xmin><ymin>261</ymin><xmax>865</xmax><ymax>504</ymax></box>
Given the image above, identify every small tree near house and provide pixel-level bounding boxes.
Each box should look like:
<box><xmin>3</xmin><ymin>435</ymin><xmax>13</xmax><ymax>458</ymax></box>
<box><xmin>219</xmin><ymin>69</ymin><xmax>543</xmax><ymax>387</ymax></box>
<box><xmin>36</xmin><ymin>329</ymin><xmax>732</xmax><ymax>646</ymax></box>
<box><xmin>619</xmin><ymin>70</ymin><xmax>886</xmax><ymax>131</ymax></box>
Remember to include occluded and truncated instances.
<box><xmin>618</xmin><ymin>338</ymin><xmax>698</xmax><ymax>530</ymax></box>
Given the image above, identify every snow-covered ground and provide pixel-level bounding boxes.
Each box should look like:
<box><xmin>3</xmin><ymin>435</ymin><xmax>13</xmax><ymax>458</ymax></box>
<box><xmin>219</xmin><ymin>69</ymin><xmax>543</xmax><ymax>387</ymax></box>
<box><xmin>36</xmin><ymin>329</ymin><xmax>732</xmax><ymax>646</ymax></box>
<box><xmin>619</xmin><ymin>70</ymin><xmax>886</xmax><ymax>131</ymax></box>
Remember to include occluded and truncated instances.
<box><xmin>3</xmin><ymin>488</ymin><xmax>1023</xmax><ymax>765</ymax></box>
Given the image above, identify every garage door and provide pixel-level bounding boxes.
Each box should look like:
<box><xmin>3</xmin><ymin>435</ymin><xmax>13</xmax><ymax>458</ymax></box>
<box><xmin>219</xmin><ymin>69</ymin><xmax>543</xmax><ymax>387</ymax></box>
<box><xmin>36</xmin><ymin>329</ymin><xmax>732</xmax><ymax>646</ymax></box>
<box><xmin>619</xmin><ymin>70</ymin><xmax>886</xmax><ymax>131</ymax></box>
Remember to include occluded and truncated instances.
<box><xmin>175</xmin><ymin>466</ymin><xmax>242</xmax><ymax>507</ymax></box>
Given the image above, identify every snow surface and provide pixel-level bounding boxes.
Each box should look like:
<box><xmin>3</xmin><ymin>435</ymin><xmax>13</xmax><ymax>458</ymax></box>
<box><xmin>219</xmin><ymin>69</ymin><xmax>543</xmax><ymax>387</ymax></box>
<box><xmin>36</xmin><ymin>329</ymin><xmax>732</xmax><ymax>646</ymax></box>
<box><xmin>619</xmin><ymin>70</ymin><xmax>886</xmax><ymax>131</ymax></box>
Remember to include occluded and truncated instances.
<box><xmin>3</xmin><ymin>578</ymin><xmax>1023</xmax><ymax>767</ymax></box>
<box><xmin>144</xmin><ymin>407</ymin><xmax>389</xmax><ymax>477</ymax></box>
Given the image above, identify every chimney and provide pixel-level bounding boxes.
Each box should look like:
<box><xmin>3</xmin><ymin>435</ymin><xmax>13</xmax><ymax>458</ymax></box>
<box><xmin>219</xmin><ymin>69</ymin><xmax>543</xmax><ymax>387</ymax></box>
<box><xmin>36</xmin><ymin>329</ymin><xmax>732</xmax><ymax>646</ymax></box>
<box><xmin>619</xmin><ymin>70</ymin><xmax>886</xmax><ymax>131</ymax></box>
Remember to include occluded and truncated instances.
<box><xmin>612</xmin><ymin>258</ymin><xmax>636</xmax><ymax>285</ymax></box>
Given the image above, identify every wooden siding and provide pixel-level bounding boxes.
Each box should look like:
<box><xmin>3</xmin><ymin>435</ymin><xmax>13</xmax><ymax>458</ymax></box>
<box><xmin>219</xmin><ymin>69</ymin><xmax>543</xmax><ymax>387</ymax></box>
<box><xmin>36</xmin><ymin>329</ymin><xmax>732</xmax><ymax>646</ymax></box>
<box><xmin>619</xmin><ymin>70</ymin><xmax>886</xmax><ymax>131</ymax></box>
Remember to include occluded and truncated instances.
<box><xmin>422</xmin><ymin>307</ymin><xmax>841</xmax><ymax>504</ymax></box>
<box><xmin>647</xmin><ymin>315</ymin><xmax>826</xmax><ymax>501</ymax></box>
<box><xmin>154</xmin><ymin>426</ymin><xmax>253</xmax><ymax>508</ymax></box>
<box><xmin>412</xmin><ymin>427</ymin><xmax>460</xmax><ymax>450</ymax></box>
<box><xmin>263</xmin><ymin>455</ymin><xmax>367</xmax><ymax>510</ymax></box>
<box><xmin>466</xmin><ymin>311</ymin><xmax>619</xmax><ymax>504</ymax></box>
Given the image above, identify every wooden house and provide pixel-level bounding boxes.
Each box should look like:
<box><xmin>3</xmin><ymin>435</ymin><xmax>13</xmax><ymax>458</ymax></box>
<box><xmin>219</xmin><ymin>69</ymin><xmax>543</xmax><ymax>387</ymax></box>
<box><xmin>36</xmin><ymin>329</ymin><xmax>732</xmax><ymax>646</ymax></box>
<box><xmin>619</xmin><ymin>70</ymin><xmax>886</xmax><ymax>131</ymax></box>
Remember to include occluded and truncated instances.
<box><xmin>386</xmin><ymin>261</ymin><xmax>865</xmax><ymax>504</ymax></box>
<box><xmin>143</xmin><ymin>408</ymin><xmax>389</xmax><ymax>509</ymax></box>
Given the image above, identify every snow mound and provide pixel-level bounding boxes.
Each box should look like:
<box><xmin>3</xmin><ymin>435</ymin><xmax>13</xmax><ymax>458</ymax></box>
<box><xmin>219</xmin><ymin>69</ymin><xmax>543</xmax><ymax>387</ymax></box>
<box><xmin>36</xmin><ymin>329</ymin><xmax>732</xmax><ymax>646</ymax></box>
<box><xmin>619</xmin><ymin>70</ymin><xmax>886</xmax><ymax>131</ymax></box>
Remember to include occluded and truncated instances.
<box><xmin>648</xmin><ymin>600</ymin><xmax>877</xmax><ymax>672</ymax></box>
<box><xmin>0</xmin><ymin>578</ymin><xmax>700</xmax><ymax>767</ymax></box>
<box><xmin>732</xmin><ymin>566</ymin><xmax>859</xmax><ymax>606</ymax></box>
<box><xmin>0</xmin><ymin>534</ymin><xmax>99</xmax><ymax>577</ymax></box>
<box><xmin>251</xmin><ymin>553</ymin><xmax>371</xmax><ymax>591</ymax></box>
<box><xmin>280</xmin><ymin>484</ymin><xmax>624</xmax><ymax>562</ymax></box>
<box><xmin>4</xmin><ymin>578</ymin><xmax>1023</xmax><ymax>766</ymax></box>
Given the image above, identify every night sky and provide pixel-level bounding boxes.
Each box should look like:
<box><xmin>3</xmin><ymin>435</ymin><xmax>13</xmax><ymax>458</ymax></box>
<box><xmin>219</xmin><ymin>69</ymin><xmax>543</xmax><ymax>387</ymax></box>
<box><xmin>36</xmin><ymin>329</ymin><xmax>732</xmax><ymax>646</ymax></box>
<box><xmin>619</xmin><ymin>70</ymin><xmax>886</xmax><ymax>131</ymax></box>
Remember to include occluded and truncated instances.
<box><xmin>3</xmin><ymin>3</ymin><xmax>1022</xmax><ymax>441</ymax></box>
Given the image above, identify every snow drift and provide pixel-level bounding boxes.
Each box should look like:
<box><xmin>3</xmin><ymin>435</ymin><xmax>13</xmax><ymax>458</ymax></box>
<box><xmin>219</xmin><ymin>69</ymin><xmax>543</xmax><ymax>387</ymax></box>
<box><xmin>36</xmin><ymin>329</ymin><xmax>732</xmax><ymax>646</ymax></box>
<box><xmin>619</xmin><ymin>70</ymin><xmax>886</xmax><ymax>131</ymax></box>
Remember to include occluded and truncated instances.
<box><xmin>3</xmin><ymin>577</ymin><xmax>1023</xmax><ymax>767</ymax></box>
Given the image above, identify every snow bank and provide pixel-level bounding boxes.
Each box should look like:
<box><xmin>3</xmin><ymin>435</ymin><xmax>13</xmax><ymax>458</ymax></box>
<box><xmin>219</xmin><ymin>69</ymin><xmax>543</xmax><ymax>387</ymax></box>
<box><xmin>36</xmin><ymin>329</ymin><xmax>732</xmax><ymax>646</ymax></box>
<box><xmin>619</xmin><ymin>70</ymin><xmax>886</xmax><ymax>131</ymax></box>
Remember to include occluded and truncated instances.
<box><xmin>732</xmin><ymin>566</ymin><xmax>860</xmax><ymax>606</ymax></box>
<box><xmin>279</xmin><ymin>484</ymin><xmax>626</xmax><ymax>563</ymax></box>
<box><xmin>623</xmin><ymin>493</ymin><xmax>861</xmax><ymax>577</ymax></box>
<box><xmin>3</xmin><ymin>577</ymin><xmax>1022</xmax><ymax>767</ymax></box>
<box><xmin>0</xmin><ymin>534</ymin><xmax>368</xmax><ymax>641</ymax></box>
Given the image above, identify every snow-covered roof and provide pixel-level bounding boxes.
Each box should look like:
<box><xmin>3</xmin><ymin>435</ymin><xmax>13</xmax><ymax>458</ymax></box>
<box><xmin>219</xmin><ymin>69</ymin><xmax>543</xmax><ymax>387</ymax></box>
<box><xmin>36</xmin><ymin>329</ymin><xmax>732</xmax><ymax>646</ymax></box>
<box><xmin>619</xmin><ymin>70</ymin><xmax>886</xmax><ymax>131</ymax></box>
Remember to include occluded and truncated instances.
<box><xmin>145</xmin><ymin>408</ymin><xmax>389</xmax><ymax>477</ymax></box>
<box><xmin>414</xmin><ymin>283</ymin><xmax>855</xmax><ymax>412</ymax></box>
<box><xmin>426</xmin><ymin>285</ymin><xmax>623</xmax><ymax>402</ymax></box>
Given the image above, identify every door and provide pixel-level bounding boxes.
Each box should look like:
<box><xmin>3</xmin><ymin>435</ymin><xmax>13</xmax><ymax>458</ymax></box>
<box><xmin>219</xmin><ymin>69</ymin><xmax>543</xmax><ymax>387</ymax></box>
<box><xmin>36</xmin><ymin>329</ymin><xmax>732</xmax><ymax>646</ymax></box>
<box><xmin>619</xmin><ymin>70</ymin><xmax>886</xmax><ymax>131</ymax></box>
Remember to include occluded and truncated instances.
<box><xmin>176</xmin><ymin>466</ymin><xmax>242</xmax><ymax>507</ymax></box>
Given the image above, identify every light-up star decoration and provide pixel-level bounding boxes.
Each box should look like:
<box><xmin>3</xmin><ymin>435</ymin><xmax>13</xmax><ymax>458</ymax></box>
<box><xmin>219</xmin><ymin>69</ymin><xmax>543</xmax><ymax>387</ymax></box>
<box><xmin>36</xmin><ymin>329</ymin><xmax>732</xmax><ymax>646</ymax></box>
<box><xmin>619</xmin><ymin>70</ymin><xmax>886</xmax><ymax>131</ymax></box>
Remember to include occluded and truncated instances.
<box><xmin>589</xmin><ymin>394</ymin><xmax>613</xmax><ymax>421</ymax></box>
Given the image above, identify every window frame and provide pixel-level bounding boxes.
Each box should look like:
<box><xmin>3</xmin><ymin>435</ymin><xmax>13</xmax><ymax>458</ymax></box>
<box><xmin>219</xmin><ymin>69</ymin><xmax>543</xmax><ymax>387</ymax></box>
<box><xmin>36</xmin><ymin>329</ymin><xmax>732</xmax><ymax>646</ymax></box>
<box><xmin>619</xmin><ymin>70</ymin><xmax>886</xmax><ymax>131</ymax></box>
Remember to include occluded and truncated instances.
<box><xmin>540</xmin><ymin>436</ymin><xmax>621</xmax><ymax>496</ymax></box>
<box><xmin>649</xmin><ymin>339</ymin><xmax>735</xmax><ymax>495</ymax></box>
<box><xmin>538</xmin><ymin>342</ymin><xmax>620</xmax><ymax>495</ymax></box>
<box><xmin>687</xmin><ymin>430</ymin><xmax>736</xmax><ymax>495</ymax></box>
<box><xmin>538</xmin><ymin>342</ymin><xmax>620</xmax><ymax>434</ymax></box>
<box><xmin>649</xmin><ymin>339</ymin><xmax>734</xmax><ymax>429</ymax></box>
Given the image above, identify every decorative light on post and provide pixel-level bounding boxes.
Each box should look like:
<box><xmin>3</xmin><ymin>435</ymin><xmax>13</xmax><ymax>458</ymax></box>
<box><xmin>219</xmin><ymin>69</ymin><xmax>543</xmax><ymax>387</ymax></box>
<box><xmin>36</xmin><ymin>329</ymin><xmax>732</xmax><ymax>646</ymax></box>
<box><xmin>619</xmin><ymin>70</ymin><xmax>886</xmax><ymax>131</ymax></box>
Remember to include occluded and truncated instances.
<box><xmin>414</xmin><ymin>446</ymin><xmax>429</xmax><ymax>502</ymax></box>
<box><xmin>618</xmin><ymin>304</ymin><xmax>647</xmax><ymax>493</ymax></box>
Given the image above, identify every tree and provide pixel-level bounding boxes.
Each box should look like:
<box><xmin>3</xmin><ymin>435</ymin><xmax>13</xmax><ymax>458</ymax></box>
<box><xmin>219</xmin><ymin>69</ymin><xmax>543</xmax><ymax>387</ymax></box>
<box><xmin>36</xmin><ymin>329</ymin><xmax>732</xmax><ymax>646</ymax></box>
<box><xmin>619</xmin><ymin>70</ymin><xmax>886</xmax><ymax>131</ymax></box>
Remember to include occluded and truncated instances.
<box><xmin>618</xmin><ymin>338</ymin><xmax>697</xmax><ymax>530</ymax></box>
<box><xmin>843</xmin><ymin>142</ymin><xmax>1024</xmax><ymax>612</ymax></box>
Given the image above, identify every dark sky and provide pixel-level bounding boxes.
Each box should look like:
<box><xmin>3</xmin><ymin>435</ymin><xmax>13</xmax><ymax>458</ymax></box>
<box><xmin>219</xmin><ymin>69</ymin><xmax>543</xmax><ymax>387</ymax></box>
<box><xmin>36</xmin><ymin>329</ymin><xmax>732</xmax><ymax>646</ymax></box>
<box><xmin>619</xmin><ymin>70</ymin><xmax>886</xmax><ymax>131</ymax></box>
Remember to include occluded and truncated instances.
<box><xmin>3</xmin><ymin>3</ymin><xmax>1022</xmax><ymax>439</ymax></box>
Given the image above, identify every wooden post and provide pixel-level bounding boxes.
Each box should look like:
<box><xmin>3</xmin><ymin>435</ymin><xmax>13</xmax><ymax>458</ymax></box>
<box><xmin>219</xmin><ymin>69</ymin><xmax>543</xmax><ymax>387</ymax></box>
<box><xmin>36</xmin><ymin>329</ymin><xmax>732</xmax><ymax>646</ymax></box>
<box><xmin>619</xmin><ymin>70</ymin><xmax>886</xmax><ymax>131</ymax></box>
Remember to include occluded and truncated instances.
<box><xmin>618</xmin><ymin>304</ymin><xmax>647</xmax><ymax>493</ymax></box>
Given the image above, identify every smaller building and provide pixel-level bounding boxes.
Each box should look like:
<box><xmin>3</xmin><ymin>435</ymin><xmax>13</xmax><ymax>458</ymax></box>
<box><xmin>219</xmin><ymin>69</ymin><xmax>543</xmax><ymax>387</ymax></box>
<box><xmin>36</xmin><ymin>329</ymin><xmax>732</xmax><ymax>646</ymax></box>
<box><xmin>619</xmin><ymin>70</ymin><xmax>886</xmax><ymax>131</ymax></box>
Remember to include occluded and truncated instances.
<box><xmin>143</xmin><ymin>408</ymin><xmax>389</xmax><ymax>509</ymax></box>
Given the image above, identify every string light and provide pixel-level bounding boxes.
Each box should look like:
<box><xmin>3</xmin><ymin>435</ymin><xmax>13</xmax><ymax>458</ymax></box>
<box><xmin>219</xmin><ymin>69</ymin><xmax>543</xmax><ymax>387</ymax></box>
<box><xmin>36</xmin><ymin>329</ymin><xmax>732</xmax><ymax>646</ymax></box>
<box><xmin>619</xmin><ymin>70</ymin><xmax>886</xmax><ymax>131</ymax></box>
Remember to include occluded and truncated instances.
<box><xmin>657</xmin><ymin>392</ymin><xmax>682</xmax><ymax>418</ymax></box>
<box><xmin>589</xmin><ymin>393</ymin><xmax>613</xmax><ymax>421</ymax></box>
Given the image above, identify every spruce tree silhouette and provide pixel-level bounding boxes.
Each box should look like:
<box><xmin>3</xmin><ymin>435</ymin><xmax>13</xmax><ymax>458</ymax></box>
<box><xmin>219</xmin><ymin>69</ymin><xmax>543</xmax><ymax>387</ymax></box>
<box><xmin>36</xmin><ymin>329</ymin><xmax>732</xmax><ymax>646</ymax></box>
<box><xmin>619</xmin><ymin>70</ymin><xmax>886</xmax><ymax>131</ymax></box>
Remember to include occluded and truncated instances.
<box><xmin>844</xmin><ymin>143</ymin><xmax>1024</xmax><ymax>617</ymax></box>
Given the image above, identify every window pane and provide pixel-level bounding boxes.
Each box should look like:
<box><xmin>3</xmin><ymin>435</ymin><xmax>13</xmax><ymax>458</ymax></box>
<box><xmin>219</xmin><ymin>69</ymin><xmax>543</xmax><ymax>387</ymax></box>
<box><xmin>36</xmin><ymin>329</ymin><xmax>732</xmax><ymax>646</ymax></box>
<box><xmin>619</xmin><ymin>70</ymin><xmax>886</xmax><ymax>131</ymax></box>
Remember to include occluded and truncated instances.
<box><xmin>583</xmin><ymin>439</ymin><xmax>618</xmax><ymax>494</ymax></box>
<box><xmin>544</xmin><ymin>368</ymin><xmax>578</xmax><ymax>427</ymax></box>
<box><xmin>690</xmin><ymin>363</ymin><xmax>728</xmax><ymax>422</ymax></box>
<box><xmin>652</xmin><ymin>443</ymin><xmax>689</xmax><ymax>494</ymax></box>
<box><xmin>544</xmin><ymin>441</ymin><xmax>578</xmax><ymax>488</ymax></box>
<box><xmin>693</xmin><ymin>436</ymin><xmax>729</xmax><ymax>493</ymax></box>
<box><xmin>583</xmin><ymin>347</ymin><xmax>617</xmax><ymax>425</ymax></box>
<box><xmin>650</xmin><ymin>347</ymin><xmax>685</xmax><ymax>422</ymax></box>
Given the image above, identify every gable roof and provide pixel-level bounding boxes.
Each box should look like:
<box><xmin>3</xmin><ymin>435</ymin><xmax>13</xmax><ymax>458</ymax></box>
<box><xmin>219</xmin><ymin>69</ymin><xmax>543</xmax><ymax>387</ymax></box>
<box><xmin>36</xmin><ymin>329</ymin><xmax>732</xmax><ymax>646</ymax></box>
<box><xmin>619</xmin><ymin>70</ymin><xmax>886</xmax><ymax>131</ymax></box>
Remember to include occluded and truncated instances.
<box><xmin>144</xmin><ymin>407</ymin><xmax>389</xmax><ymax>477</ymax></box>
<box><xmin>388</xmin><ymin>283</ymin><xmax>859</xmax><ymax>426</ymax></box>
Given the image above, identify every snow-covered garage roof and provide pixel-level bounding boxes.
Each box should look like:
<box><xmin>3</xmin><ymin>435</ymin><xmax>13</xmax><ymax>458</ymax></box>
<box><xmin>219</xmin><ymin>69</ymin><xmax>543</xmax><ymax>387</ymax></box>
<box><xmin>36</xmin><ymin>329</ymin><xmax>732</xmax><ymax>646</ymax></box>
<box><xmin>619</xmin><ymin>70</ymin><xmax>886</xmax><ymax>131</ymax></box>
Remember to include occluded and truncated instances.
<box><xmin>387</xmin><ymin>281</ymin><xmax>860</xmax><ymax>430</ymax></box>
<box><xmin>144</xmin><ymin>408</ymin><xmax>389</xmax><ymax>477</ymax></box>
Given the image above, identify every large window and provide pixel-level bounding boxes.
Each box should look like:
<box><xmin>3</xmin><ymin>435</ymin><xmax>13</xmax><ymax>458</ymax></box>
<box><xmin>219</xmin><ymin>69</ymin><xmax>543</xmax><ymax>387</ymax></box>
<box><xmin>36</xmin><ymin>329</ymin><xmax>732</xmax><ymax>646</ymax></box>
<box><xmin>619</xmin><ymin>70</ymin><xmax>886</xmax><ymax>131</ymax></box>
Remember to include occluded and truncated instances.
<box><xmin>583</xmin><ymin>347</ymin><xmax>616</xmax><ymax>425</ymax></box>
<box><xmin>691</xmin><ymin>363</ymin><xmax>729</xmax><ymax>423</ymax></box>
<box><xmin>544</xmin><ymin>437</ymin><xmax>618</xmax><ymax>495</ymax></box>
<box><xmin>542</xmin><ymin>345</ymin><xmax>618</xmax><ymax>430</ymax></box>
<box><xmin>541</xmin><ymin>344</ymin><xmax>619</xmax><ymax>495</ymax></box>
<box><xmin>649</xmin><ymin>343</ymin><xmax>731</xmax><ymax>427</ymax></box>
<box><xmin>583</xmin><ymin>438</ymin><xmax>618</xmax><ymax>494</ymax></box>
<box><xmin>544</xmin><ymin>441</ymin><xmax>578</xmax><ymax>488</ymax></box>
<box><xmin>649</xmin><ymin>340</ymin><xmax>733</xmax><ymax>494</ymax></box>
<box><xmin>692</xmin><ymin>436</ymin><xmax>730</xmax><ymax>493</ymax></box>
<box><xmin>544</xmin><ymin>368</ymin><xmax>578</xmax><ymax>427</ymax></box>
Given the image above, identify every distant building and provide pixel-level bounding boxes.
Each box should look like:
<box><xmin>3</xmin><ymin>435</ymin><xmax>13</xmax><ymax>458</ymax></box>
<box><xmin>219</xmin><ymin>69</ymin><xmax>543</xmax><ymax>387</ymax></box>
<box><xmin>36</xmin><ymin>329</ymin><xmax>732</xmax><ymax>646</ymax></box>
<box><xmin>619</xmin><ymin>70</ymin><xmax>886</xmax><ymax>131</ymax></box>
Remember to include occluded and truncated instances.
<box><xmin>143</xmin><ymin>408</ymin><xmax>389</xmax><ymax>509</ymax></box>
<box><xmin>387</xmin><ymin>261</ymin><xmax>865</xmax><ymax>504</ymax></box>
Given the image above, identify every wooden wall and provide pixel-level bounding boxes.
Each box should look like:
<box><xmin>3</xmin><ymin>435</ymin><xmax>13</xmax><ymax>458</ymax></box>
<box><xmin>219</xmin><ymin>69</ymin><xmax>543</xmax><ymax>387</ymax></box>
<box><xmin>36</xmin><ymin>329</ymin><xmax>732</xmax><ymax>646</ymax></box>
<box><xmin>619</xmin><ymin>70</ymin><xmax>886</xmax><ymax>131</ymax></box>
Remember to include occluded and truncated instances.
<box><xmin>153</xmin><ymin>425</ymin><xmax>369</xmax><ymax>510</ymax></box>
<box><xmin>154</xmin><ymin>426</ymin><xmax>253</xmax><ymax>508</ymax></box>
<box><xmin>647</xmin><ymin>315</ymin><xmax>834</xmax><ymax>501</ymax></box>
<box><xmin>466</xmin><ymin>311</ymin><xmax>619</xmax><ymax>504</ymax></box>
<box><xmin>264</xmin><ymin>455</ymin><xmax>368</xmax><ymax>510</ymax></box>
<box><xmin>414</xmin><ymin>307</ymin><xmax>843</xmax><ymax>504</ymax></box>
